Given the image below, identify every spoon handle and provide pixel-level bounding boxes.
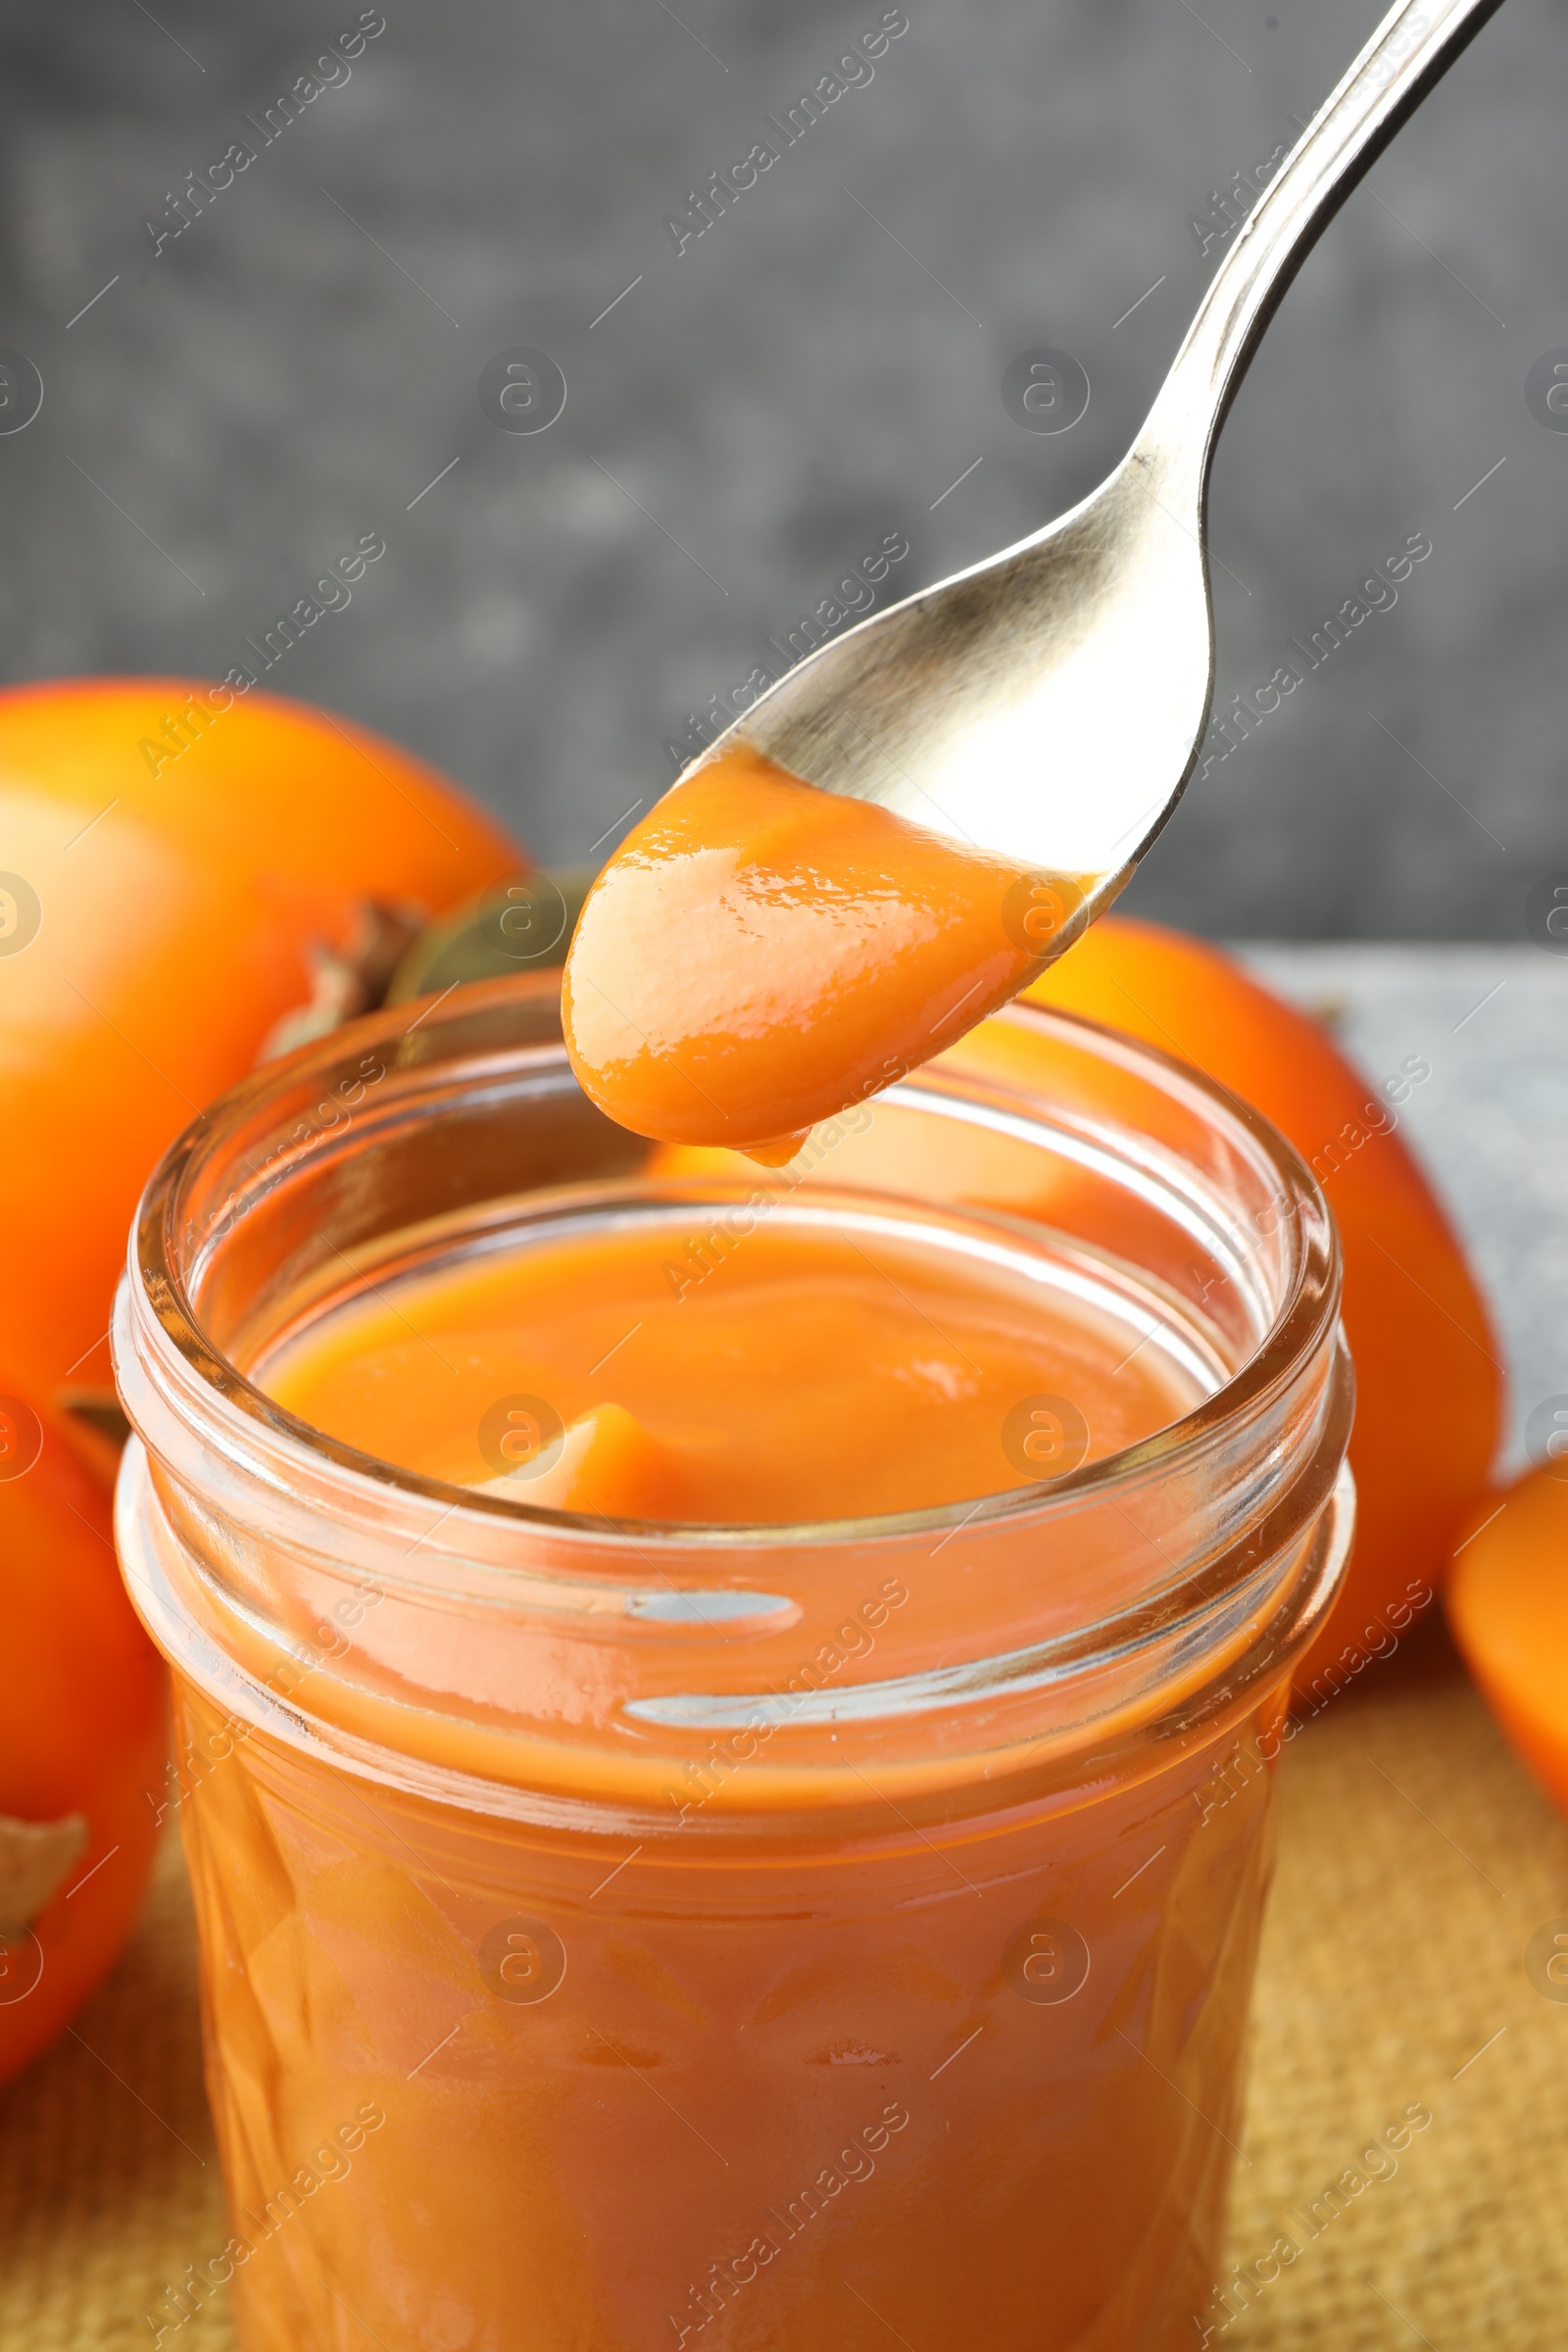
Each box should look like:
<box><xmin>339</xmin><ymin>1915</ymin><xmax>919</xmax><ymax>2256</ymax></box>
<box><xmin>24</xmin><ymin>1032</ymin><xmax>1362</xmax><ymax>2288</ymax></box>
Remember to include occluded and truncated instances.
<box><xmin>1147</xmin><ymin>0</ymin><xmax>1507</xmax><ymax>492</ymax></box>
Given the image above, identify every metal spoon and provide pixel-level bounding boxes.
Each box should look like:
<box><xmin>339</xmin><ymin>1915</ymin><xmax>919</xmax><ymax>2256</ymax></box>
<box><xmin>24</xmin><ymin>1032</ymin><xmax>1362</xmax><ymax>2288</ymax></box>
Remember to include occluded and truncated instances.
<box><xmin>685</xmin><ymin>0</ymin><xmax>1506</xmax><ymax>913</ymax></box>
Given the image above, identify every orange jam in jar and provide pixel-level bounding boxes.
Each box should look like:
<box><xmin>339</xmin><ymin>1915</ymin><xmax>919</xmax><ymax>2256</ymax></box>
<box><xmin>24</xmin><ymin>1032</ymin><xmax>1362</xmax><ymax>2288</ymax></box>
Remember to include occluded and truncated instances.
<box><xmin>114</xmin><ymin>974</ymin><xmax>1351</xmax><ymax>2352</ymax></box>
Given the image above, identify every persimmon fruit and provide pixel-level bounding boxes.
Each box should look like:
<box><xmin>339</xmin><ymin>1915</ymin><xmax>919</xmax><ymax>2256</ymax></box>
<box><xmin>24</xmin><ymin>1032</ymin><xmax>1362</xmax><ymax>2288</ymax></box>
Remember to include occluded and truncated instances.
<box><xmin>1446</xmin><ymin>1467</ymin><xmax>1568</xmax><ymax>1817</ymax></box>
<box><xmin>986</xmin><ymin>915</ymin><xmax>1499</xmax><ymax>1699</ymax></box>
<box><xmin>0</xmin><ymin>1384</ymin><xmax>167</xmax><ymax>2085</ymax></box>
<box><xmin>0</xmin><ymin>678</ymin><xmax>522</xmax><ymax>1429</ymax></box>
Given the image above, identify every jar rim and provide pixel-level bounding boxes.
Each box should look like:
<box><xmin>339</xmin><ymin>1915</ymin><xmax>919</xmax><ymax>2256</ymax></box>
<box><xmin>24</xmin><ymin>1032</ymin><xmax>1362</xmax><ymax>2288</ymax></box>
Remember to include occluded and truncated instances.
<box><xmin>122</xmin><ymin>973</ymin><xmax>1341</xmax><ymax>1555</ymax></box>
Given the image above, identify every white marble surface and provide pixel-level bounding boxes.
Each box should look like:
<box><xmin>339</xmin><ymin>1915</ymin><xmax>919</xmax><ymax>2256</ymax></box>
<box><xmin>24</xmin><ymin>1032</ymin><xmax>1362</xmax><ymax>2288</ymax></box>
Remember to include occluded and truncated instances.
<box><xmin>1240</xmin><ymin>943</ymin><xmax>1568</xmax><ymax>1473</ymax></box>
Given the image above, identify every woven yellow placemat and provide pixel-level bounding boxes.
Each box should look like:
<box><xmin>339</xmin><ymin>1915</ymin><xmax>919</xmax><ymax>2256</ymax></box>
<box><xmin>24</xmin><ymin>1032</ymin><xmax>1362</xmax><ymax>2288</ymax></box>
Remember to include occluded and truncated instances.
<box><xmin>3</xmin><ymin>1618</ymin><xmax>1563</xmax><ymax>2350</ymax></box>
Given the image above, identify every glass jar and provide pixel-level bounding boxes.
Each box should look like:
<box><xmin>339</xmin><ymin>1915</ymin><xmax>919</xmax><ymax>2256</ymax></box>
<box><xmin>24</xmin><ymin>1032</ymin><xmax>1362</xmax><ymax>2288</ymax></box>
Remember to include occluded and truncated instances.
<box><xmin>114</xmin><ymin>974</ymin><xmax>1352</xmax><ymax>2352</ymax></box>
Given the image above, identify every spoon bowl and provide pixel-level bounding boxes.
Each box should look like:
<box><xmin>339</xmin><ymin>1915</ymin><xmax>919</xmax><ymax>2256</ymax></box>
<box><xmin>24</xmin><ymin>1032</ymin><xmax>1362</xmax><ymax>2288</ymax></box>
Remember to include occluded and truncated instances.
<box><xmin>739</xmin><ymin>445</ymin><xmax>1211</xmax><ymax>899</ymax></box>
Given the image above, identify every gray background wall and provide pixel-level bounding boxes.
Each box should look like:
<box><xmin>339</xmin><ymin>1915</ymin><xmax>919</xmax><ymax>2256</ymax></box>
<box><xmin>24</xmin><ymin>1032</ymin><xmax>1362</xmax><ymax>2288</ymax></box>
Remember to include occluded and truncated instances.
<box><xmin>0</xmin><ymin>0</ymin><xmax>1560</xmax><ymax>936</ymax></box>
